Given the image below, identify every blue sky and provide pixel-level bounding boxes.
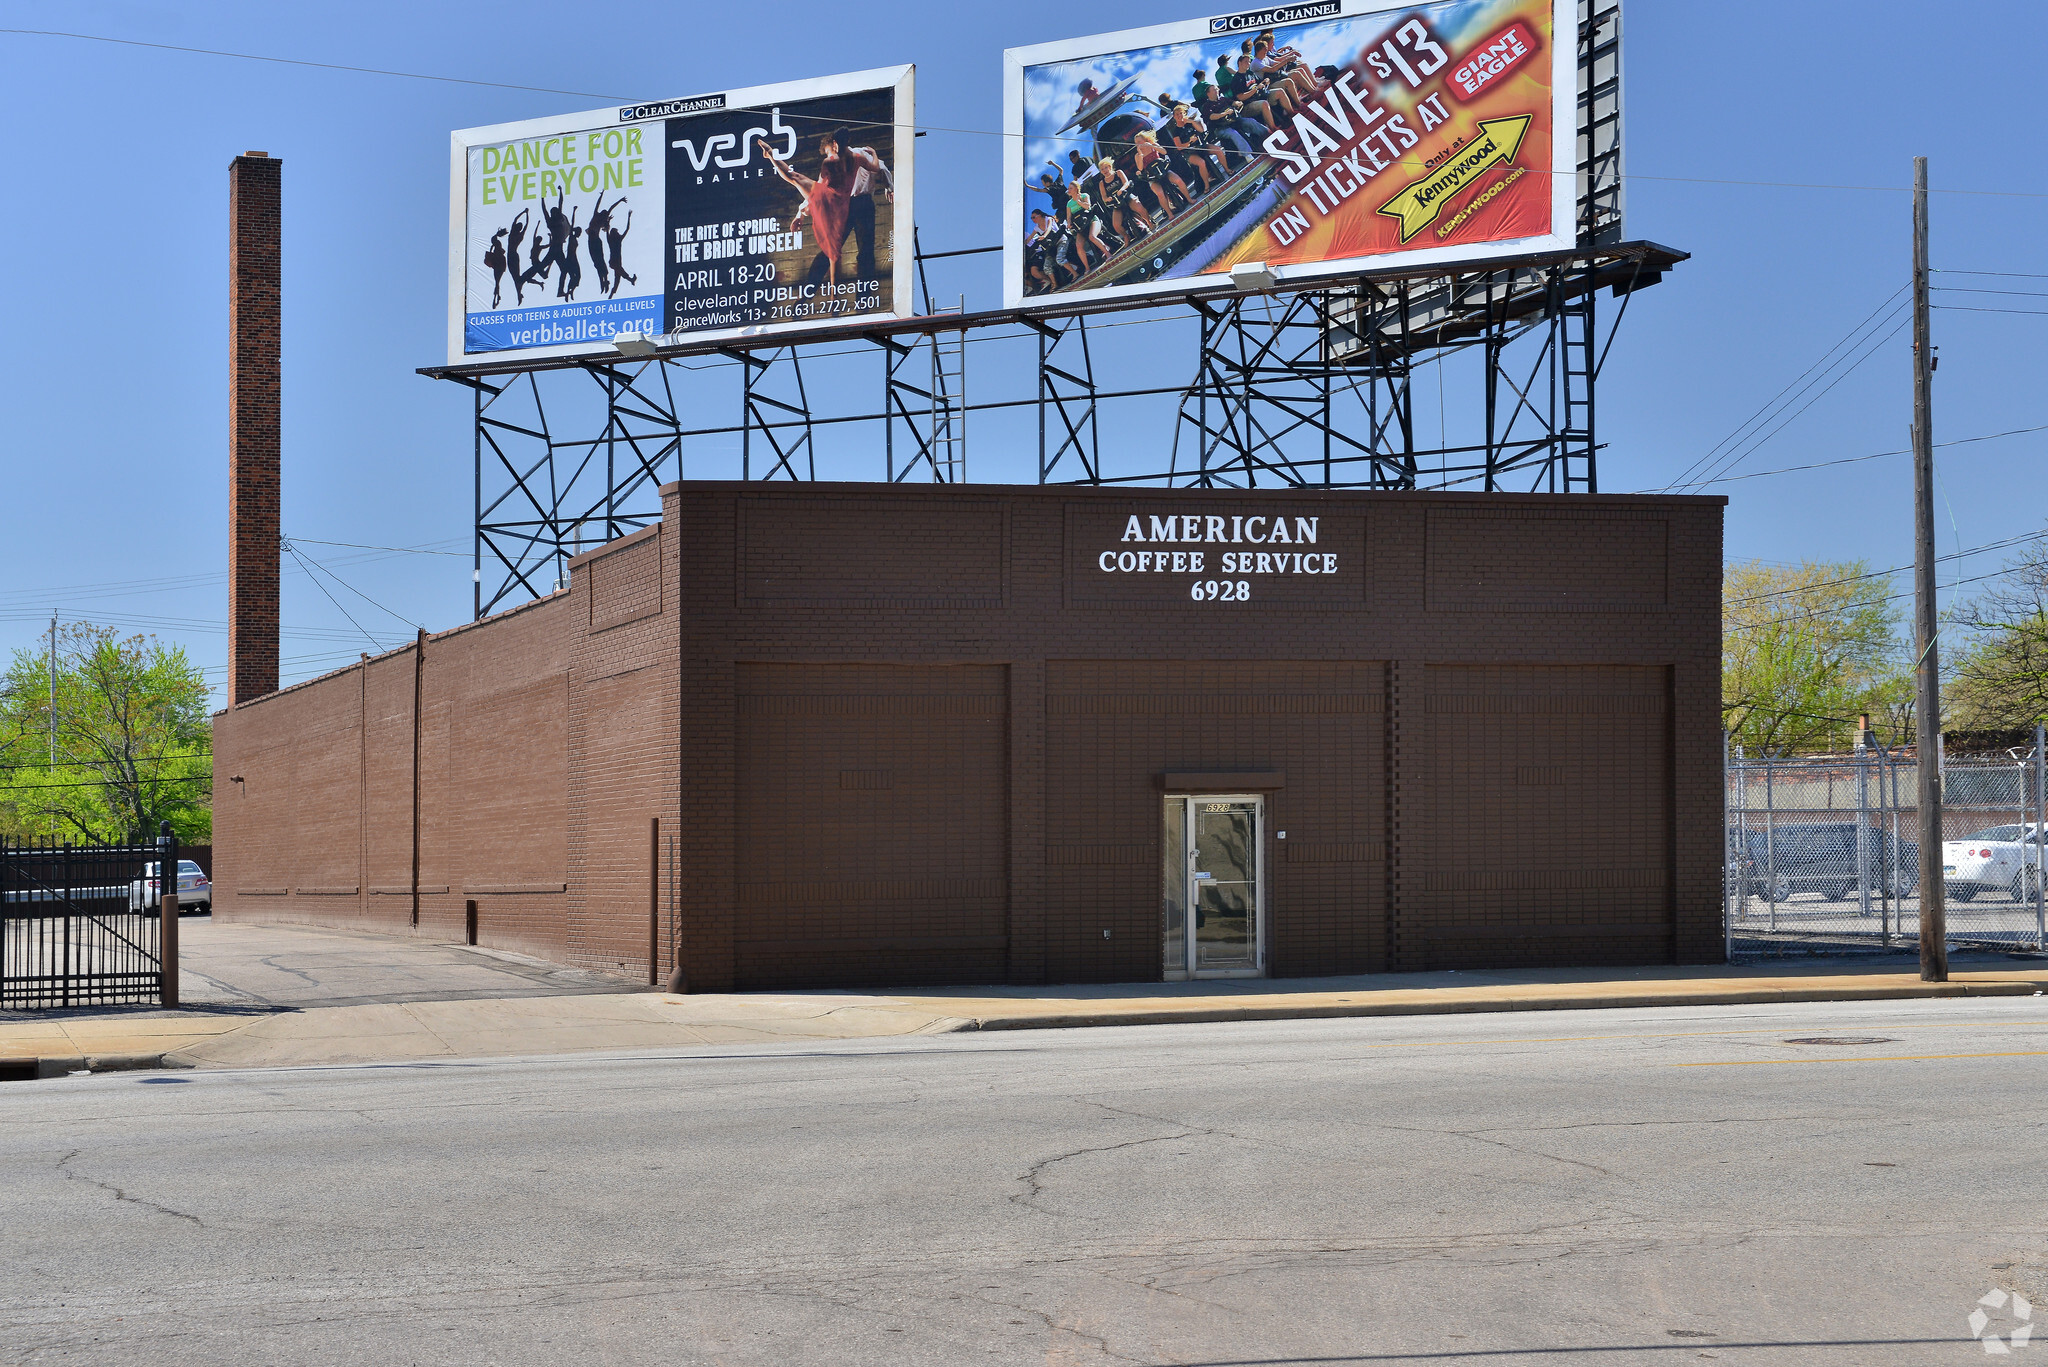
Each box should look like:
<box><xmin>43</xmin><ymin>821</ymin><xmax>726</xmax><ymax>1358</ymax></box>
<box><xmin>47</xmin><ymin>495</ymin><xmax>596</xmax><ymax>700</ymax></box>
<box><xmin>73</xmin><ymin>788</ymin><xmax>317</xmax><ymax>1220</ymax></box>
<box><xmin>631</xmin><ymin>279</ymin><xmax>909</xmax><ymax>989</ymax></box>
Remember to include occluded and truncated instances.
<box><xmin>1</xmin><ymin>0</ymin><xmax>2044</xmax><ymax>703</ymax></box>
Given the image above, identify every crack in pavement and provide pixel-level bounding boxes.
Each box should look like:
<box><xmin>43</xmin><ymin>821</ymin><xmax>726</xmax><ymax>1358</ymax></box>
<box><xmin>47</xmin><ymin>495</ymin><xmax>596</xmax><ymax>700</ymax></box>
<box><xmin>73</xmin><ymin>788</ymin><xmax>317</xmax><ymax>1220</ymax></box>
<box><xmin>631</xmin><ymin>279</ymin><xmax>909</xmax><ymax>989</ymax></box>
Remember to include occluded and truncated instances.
<box><xmin>54</xmin><ymin>1148</ymin><xmax>206</xmax><ymax>1228</ymax></box>
<box><xmin>255</xmin><ymin>954</ymin><xmax>325</xmax><ymax>990</ymax></box>
<box><xmin>1012</xmin><ymin>1128</ymin><xmax>1205</xmax><ymax>1217</ymax></box>
<box><xmin>955</xmin><ymin>1287</ymin><xmax>1146</xmax><ymax>1364</ymax></box>
<box><xmin>1084</xmin><ymin>1099</ymin><xmax>1328</xmax><ymax>1161</ymax></box>
<box><xmin>1366</xmin><ymin>1122</ymin><xmax>1617</xmax><ymax>1176</ymax></box>
<box><xmin>1483</xmin><ymin>1113</ymin><xmax>1845</xmax><ymax>1135</ymax></box>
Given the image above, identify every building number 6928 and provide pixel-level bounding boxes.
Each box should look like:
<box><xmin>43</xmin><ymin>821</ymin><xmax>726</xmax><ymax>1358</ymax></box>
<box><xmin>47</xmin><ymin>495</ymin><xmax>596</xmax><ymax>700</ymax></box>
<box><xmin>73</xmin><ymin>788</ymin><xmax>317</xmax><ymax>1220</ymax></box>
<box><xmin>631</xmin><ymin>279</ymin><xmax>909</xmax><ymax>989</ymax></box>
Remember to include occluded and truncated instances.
<box><xmin>1192</xmin><ymin>579</ymin><xmax>1251</xmax><ymax>601</ymax></box>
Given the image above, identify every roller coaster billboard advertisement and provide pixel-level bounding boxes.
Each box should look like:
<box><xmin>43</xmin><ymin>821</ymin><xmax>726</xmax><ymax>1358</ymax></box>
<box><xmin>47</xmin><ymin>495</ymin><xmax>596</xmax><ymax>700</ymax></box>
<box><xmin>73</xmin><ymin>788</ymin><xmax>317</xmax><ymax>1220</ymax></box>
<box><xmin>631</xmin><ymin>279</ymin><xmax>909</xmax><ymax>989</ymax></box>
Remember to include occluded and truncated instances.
<box><xmin>449</xmin><ymin>65</ymin><xmax>914</xmax><ymax>365</ymax></box>
<box><xmin>1004</xmin><ymin>0</ymin><xmax>1574</xmax><ymax>310</ymax></box>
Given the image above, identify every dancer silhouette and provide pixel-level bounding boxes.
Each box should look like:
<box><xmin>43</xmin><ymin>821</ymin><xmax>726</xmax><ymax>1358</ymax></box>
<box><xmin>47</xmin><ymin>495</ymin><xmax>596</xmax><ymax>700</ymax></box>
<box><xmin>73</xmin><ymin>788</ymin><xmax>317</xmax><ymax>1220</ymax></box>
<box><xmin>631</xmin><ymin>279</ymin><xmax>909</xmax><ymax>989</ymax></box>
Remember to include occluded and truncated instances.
<box><xmin>605</xmin><ymin>210</ymin><xmax>637</xmax><ymax>297</ymax></box>
<box><xmin>523</xmin><ymin>221</ymin><xmax>549</xmax><ymax>286</ymax></box>
<box><xmin>505</xmin><ymin>209</ymin><xmax>530</xmax><ymax>305</ymax></box>
<box><xmin>525</xmin><ymin>192</ymin><xmax>569</xmax><ymax>286</ymax></box>
<box><xmin>483</xmin><ymin>229</ymin><xmax>508</xmax><ymax>307</ymax></box>
<box><xmin>558</xmin><ymin>206</ymin><xmax>583</xmax><ymax>300</ymax></box>
<box><xmin>585</xmin><ymin>196</ymin><xmax>623</xmax><ymax>296</ymax></box>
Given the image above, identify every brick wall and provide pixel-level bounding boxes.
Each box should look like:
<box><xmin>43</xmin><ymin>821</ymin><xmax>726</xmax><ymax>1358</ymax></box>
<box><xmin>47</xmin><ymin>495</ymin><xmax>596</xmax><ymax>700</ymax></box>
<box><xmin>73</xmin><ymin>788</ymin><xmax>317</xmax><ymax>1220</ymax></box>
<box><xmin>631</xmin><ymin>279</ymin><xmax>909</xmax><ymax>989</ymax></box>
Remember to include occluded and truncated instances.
<box><xmin>227</xmin><ymin>153</ymin><xmax>281</xmax><ymax>707</ymax></box>
<box><xmin>213</xmin><ymin>483</ymin><xmax>1723</xmax><ymax>989</ymax></box>
<box><xmin>214</xmin><ymin>588</ymin><xmax>615</xmax><ymax>968</ymax></box>
<box><xmin>670</xmin><ymin>483</ymin><xmax>1724</xmax><ymax>989</ymax></box>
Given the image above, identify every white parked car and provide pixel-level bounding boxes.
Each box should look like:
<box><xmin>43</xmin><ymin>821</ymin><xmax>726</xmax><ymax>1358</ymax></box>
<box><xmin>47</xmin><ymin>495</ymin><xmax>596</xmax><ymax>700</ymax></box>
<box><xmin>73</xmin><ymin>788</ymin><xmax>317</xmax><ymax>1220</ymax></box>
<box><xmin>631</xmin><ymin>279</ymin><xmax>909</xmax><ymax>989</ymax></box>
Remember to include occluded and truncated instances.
<box><xmin>129</xmin><ymin>859</ymin><xmax>212</xmax><ymax>915</ymax></box>
<box><xmin>1943</xmin><ymin>824</ymin><xmax>2045</xmax><ymax>902</ymax></box>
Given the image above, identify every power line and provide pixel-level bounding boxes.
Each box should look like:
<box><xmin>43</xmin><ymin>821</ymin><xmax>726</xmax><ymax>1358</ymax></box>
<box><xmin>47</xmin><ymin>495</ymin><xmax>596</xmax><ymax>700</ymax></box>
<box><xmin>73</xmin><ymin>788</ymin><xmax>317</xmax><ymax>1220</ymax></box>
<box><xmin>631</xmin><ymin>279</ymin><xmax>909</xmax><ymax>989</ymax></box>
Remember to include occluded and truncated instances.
<box><xmin>1693</xmin><ymin>316</ymin><xmax>1912</xmax><ymax>486</ymax></box>
<box><xmin>1932</xmin><ymin>286</ymin><xmax>2048</xmax><ymax>298</ymax></box>
<box><xmin>0</xmin><ymin>28</ymin><xmax>628</xmax><ymax>100</ymax></box>
<box><xmin>281</xmin><ymin>543</ymin><xmax>389</xmax><ymax>652</ymax></box>
<box><xmin>0</xmin><ymin>756</ymin><xmax>211</xmax><ymax>771</ymax></box>
<box><xmin>0</xmin><ymin>610</ymin><xmax>377</xmax><ymax>645</ymax></box>
<box><xmin>282</xmin><ymin>541</ymin><xmax>425</xmax><ymax>634</ymax></box>
<box><xmin>1725</xmin><ymin>530</ymin><xmax>2048</xmax><ymax>607</ymax></box>
<box><xmin>285</xmin><ymin>537</ymin><xmax>468</xmax><ymax>558</ymax></box>
<box><xmin>0</xmin><ymin>537</ymin><xmax>463</xmax><ymax>608</ymax></box>
<box><xmin>0</xmin><ymin>774</ymin><xmax>209</xmax><ymax>794</ymax></box>
<box><xmin>1658</xmin><ymin>421</ymin><xmax>2048</xmax><ymax>490</ymax></box>
<box><xmin>1723</xmin><ymin>564</ymin><xmax>2020</xmax><ymax>636</ymax></box>
<box><xmin>1657</xmin><ymin>287</ymin><xmax>1908</xmax><ymax>492</ymax></box>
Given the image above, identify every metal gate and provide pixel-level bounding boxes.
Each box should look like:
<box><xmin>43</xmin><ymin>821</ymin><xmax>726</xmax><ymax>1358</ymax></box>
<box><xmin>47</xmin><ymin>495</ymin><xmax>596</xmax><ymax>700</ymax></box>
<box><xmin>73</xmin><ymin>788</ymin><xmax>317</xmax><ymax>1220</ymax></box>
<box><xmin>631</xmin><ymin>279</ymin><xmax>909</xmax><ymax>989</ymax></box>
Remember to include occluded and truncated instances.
<box><xmin>1725</xmin><ymin>735</ymin><xmax>2048</xmax><ymax>956</ymax></box>
<box><xmin>1</xmin><ymin>839</ymin><xmax>167</xmax><ymax>1008</ymax></box>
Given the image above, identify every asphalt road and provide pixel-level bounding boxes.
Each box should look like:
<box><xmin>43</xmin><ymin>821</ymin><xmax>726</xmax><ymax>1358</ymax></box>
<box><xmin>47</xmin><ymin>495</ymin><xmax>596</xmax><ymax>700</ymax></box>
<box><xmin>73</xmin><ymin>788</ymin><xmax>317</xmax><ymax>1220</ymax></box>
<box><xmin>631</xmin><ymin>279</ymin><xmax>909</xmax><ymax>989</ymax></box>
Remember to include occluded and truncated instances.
<box><xmin>6</xmin><ymin>997</ymin><xmax>2047</xmax><ymax>1365</ymax></box>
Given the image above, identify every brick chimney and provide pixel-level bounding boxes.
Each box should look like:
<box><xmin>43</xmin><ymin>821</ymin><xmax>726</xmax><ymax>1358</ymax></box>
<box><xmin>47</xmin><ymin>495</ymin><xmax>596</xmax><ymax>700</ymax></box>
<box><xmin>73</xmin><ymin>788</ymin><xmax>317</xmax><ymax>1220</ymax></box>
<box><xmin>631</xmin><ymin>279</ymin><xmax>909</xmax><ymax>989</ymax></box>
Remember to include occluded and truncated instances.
<box><xmin>228</xmin><ymin>152</ymin><xmax>281</xmax><ymax>705</ymax></box>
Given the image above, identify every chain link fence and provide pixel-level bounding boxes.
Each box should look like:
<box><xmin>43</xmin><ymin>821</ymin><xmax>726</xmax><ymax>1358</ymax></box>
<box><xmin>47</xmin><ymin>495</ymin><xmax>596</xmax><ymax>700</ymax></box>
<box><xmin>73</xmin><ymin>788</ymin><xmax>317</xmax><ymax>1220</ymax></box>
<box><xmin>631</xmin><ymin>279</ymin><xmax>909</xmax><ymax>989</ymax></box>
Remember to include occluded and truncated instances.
<box><xmin>1726</xmin><ymin>734</ymin><xmax>2047</xmax><ymax>957</ymax></box>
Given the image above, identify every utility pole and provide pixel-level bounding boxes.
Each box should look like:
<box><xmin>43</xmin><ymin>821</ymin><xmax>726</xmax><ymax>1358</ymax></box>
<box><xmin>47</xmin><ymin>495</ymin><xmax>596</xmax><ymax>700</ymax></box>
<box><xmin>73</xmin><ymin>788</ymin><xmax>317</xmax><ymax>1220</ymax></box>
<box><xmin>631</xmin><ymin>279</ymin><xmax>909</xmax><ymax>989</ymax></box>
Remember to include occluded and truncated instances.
<box><xmin>1912</xmin><ymin>155</ymin><xmax>1947</xmax><ymax>982</ymax></box>
<box><xmin>47</xmin><ymin>611</ymin><xmax>57</xmax><ymax>770</ymax></box>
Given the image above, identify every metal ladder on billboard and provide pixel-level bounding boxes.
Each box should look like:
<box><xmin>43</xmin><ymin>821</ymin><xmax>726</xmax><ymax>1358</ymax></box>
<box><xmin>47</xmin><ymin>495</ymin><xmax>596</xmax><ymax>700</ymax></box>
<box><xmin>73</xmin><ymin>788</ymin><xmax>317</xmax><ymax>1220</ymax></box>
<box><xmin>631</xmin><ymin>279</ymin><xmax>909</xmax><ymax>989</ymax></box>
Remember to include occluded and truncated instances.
<box><xmin>1560</xmin><ymin>0</ymin><xmax>1624</xmax><ymax>494</ymax></box>
<box><xmin>1556</xmin><ymin>266</ymin><xmax>1598</xmax><ymax>493</ymax></box>
<box><xmin>929</xmin><ymin>295</ymin><xmax>967</xmax><ymax>484</ymax></box>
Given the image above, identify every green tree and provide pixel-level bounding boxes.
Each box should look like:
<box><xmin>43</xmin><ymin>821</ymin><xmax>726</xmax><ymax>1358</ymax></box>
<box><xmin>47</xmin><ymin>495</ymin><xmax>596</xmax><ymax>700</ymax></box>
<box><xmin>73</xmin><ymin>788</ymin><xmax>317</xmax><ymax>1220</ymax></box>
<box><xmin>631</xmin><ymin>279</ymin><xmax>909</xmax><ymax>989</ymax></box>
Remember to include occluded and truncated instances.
<box><xmin>1947</xmin><ymin>534</ymin><xmax>2048</xmax><ymax>733</ymax></box>
<box><xmin>0</xmin><ymin>624</ymin><xmax>212</xmax><ymax>844</ymax></box>
<box><xmin>1722</xmin><ymin>559</ymin><xmax>1911</xmax><ymax>754</ymax></box>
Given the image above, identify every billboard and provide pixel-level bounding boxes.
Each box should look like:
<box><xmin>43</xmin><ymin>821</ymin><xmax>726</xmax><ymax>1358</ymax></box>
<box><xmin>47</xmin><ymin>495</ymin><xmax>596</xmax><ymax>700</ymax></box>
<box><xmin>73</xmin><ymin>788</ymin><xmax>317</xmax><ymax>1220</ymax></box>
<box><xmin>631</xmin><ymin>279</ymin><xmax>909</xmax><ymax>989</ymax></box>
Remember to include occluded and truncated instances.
<box><xmin>1004</xmin><ymin>1</ymin><xmax>1572</xmax><ymax>309</ymax></box>
<box><xmin>450</xmin><ymin>66</ymin><xmax>914</xmax><ymax>365</ymax></box>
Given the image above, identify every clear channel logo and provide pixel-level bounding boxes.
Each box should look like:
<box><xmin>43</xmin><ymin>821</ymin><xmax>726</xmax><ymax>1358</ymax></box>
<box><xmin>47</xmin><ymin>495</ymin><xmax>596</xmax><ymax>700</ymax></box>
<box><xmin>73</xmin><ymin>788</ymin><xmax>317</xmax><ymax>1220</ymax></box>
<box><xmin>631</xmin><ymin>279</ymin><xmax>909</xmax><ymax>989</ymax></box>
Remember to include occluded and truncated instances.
<box><xmin>1207</xmin><ymin>1</ymin><xmax>1341</xmax><ymax>35</ymax></box>
<box><xmin>1972</xmin><ymin>1288</ymin><xmax>2034</xmax><ymax>1354</ymax></box>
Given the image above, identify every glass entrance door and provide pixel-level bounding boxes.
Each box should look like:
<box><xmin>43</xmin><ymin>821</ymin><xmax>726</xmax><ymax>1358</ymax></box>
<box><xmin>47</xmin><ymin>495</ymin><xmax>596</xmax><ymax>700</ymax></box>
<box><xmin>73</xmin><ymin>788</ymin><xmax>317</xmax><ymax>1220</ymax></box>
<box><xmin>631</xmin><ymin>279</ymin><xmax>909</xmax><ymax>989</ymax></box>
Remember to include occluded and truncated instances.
<box><xmin>1162</xmin><ymin>795</ymin><xmax>1263</xmax><ymax>978</ymax></box>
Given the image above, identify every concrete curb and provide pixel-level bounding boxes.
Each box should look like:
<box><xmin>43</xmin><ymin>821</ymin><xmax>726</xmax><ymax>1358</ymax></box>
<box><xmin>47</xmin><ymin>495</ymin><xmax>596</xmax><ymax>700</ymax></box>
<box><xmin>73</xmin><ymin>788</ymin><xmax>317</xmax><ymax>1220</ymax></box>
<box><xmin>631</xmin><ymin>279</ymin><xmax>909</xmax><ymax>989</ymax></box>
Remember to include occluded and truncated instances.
<box><xmin>10</xmin><ymin>973</ymin><xmax>2046</xmax><ymax>1075</ymax></box>
<box><xmin>953</xmin><ymin>978</ymin><xmax>2048</xmax><ymax>1032</ymax></box>
<box><xmin>4</xmin><ymin>1052</ymin><xmax>189</xmax><ymax>1081</ymax></box>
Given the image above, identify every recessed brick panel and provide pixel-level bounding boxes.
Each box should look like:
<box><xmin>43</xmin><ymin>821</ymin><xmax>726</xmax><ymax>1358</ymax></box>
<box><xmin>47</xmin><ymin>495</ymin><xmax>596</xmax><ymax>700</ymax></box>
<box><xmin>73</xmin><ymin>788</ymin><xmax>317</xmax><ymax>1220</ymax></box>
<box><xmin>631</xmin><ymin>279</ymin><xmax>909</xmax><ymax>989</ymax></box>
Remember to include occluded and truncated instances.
<box><xmin>1427</xmin><ymin>507</ymin><xmax>1668</xmax><ymax>609</ymax></box>
<box><xmin>733</xmin><ymin>663</ymin><xmax>1008</xmax><ymax>988</ymax></box>
<box><xmin>739</xmin><ymin>496</ymin><xmax>1006</xmax><ymax>607</ymax></box>
<box><xmin>586</xmin><ymin>529</ymin><xmax>662</xmax><ymax>632</ymax></box>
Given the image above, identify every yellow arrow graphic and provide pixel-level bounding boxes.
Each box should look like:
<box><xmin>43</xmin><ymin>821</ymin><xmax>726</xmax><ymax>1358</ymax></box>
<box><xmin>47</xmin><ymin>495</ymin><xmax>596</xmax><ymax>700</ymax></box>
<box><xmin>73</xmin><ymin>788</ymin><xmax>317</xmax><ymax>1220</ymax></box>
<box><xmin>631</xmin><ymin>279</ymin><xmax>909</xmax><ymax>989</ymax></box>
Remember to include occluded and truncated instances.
<box><xmin>1376</xmin><ymin>115</ymin><xmax>1533</xmax><ymax>243</ymax></box>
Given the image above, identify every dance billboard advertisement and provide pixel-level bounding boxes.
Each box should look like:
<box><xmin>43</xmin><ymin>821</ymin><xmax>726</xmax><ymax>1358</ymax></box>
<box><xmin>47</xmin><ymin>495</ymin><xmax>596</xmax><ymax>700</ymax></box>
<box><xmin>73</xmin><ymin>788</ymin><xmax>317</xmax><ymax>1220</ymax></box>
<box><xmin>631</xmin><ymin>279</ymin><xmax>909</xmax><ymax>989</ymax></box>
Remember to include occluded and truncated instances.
<box><xmin>449</xmin><ymin>66</ymin><xmax>914</xmax><ymax>364</ymax></box>
<box><xmin>1003</xmin><ymin>1</ymin><xmax>1573</xmax><ymax>309</ymax></box>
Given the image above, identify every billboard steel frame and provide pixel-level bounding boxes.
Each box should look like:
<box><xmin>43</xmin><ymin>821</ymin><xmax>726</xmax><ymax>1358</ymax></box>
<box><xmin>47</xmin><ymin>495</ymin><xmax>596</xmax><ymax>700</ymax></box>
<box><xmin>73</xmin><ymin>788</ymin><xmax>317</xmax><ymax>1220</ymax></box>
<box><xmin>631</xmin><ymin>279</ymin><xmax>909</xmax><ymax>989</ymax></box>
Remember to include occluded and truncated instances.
<box><xmin>428</xmin><ymin>0</ymin><xmax>1673</xmax><ymax>620</ymax></box>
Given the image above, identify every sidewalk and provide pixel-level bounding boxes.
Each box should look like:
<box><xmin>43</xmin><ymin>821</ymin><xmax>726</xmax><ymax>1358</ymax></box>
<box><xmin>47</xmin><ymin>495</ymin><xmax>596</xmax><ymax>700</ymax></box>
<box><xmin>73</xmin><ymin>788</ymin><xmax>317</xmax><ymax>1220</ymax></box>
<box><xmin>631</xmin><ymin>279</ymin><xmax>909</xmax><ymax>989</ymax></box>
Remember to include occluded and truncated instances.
<box><xmin>6</xmin><ymin>953</ymin><xmax>2048</xmax><ymax>1076</ymax></box>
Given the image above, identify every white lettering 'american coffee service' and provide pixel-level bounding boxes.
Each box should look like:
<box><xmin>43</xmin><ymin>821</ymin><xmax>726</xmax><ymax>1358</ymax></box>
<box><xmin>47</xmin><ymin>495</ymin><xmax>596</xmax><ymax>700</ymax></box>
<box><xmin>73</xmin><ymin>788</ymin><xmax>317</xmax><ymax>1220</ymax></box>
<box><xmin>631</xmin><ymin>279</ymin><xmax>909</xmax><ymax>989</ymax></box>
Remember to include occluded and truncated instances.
<box><xmin>1096</xmin><ymin>512</ymin><xmax>1337</xmax><ymax>600</ymax></box>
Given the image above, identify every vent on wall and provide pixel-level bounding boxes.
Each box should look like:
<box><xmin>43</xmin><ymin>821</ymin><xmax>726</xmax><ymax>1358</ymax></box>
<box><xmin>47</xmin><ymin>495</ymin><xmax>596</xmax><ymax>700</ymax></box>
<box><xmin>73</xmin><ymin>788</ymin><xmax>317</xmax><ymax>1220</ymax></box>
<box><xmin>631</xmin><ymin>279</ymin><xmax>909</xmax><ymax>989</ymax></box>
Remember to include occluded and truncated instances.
<box><xmin>839</xmin><ymin>770</ymin><xmax>895</xmax><ymax>790</ymax></box>
<box><xmin>1516</xmin><ymin>766</ymin><xmax>1567</xmax><ymax>786</ymax></box>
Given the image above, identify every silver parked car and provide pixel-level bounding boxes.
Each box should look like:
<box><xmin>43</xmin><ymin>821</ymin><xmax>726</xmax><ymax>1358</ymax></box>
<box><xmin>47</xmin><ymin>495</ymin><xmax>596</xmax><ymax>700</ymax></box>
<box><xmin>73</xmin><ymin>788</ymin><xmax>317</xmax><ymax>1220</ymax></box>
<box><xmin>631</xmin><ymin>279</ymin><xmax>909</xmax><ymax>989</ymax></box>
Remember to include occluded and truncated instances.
<box><xmin>130</xmin><ymin>859</ymin><xmax>212</xmax><ymax>915</ymax></box>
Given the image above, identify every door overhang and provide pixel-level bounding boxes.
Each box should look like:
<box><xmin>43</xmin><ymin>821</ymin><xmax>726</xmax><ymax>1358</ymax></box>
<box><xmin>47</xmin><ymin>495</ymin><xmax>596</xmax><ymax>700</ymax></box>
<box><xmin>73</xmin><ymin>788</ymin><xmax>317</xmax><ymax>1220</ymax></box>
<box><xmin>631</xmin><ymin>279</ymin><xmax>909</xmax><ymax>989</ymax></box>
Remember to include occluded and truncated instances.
<box><xmin>1157</xmin><ymin>771</ymin><xmax>1285</xmax><ymax>793</ymax></box>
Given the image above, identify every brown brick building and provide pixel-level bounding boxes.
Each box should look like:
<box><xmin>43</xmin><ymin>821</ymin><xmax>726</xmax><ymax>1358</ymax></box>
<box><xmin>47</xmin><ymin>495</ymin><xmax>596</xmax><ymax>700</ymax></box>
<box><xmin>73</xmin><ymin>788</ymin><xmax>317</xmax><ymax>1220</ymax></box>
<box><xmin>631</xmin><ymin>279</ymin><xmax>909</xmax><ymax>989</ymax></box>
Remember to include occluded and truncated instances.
<box><xmin>212</xmin><ymin>481</ymin><xmax>1724</xmax><ymax>989</ymax></box>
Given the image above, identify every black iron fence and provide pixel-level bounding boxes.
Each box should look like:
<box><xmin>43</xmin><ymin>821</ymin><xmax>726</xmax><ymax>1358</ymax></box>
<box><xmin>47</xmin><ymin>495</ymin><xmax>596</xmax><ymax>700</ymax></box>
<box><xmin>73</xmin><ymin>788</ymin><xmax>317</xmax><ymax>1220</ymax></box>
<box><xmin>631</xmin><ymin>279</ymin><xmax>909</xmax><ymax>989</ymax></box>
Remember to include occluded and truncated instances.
<box><xmin>1</xmin><ymin>838</ymin><xmax>169</xmax><ymax>1009</ymax></box>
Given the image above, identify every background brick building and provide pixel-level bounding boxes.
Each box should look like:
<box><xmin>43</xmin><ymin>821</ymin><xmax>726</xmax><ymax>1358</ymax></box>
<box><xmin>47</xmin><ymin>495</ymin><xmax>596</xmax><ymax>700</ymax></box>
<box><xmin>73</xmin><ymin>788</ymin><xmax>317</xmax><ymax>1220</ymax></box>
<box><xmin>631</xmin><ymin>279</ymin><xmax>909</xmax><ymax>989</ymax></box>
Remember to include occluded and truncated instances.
<box><xmin>212</xmin><ymin>481</ymin><xmax>1724</xmax><ymax>989</ymax></box>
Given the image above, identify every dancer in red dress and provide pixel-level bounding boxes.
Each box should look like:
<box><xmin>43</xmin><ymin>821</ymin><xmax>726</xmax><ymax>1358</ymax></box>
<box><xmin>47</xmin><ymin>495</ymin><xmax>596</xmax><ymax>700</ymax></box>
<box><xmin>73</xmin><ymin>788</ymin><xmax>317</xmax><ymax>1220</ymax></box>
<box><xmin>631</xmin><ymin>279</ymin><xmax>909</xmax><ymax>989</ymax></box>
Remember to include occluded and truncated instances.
<box><xmin>758</xmin><ymin>131</ymin><xmax>855</xmax><ymax>287</ymax></box>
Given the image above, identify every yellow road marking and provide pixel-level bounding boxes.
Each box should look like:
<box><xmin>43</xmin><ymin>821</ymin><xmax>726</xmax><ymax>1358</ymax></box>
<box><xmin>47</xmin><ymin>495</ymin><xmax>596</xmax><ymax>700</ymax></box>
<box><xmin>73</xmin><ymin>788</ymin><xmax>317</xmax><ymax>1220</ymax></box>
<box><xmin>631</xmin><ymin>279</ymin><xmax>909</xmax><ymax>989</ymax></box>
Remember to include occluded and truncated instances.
<box><xmin>1334</xmin><ymin>1020</ymin><xmax>2048</xmax><ymax>1051</ymax></box>
<box><xmin>1677</xmin><ymin>1050</ymin><xmax>2048</xmax><ymax>1067</ymax></box>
